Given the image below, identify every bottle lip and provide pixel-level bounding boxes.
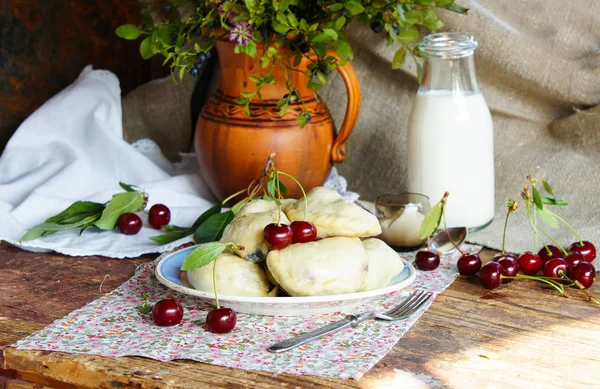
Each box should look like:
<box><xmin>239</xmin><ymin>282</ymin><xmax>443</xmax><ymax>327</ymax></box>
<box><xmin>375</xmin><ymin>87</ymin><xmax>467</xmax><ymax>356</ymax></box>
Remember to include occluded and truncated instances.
<box><xmin>419</xmin><ymin>32</ymin><xmax>478</xmax><ymax>59</ymax></box>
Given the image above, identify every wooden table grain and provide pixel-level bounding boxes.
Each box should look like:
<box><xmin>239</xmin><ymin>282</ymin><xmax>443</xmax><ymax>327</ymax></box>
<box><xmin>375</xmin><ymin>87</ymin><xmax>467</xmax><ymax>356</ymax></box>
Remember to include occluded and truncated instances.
<box><xmin>1</xmin><ymin>241</ymin><xmax>599</xmax><ymax>389</ymax></box>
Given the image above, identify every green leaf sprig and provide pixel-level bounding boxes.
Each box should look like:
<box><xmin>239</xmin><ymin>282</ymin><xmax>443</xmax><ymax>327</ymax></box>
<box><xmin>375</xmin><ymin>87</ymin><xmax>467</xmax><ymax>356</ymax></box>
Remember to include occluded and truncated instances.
<box><xmin>521</xmin><ymin>174</ymin><xmax>576</xmax><ymax>256</ymax></box>
<box><xmin>136</xmin><ymin>292</ymin><xmax>153</xmax><ymax>314</ymax></box>
<box><xmin>20</xmin><ymin>182</ymin><xmax>146</xmax><ymax>241</ymax></box>
<box><xmin>520</xmin><ymin>174</ymin><xmax>590</xmax><ymax>256</ymax></box>
<box><xmin>419</xmin><ymin>192</ymin><xmax>449</xmax><ymax>243</ymax></box>
<box><xmin>116</xmin><ymin>0</ymin><xmax>468</xmax><ymax>128</ymax></box>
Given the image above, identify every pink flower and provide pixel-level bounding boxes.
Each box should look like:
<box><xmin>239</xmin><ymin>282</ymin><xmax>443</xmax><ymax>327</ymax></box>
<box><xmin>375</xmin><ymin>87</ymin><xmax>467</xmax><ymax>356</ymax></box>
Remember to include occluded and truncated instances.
<box><xmin>218</xmin><ymin>1</ymin><xmax>236</xmax><ymax>23</ymax></box>
<box><xmin>229</xmin><ymin>22</ymin><xmax>253</xmax><ymax>46</ymax></box>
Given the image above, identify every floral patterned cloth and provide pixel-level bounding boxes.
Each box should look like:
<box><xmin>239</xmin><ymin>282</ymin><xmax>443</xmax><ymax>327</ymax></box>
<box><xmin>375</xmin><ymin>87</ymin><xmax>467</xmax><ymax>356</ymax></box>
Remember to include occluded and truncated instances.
<box><xmin>14</xmin><ymin>244</ymin><xmax>480</xmax><ymax>380</ymax></box>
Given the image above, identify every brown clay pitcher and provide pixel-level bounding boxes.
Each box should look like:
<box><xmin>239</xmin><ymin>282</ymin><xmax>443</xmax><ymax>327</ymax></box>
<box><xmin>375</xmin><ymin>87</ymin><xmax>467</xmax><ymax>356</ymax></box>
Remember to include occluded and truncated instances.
<box><xmin>195</xmin><ymin>38</ymin><xmax>360</xmax><ymax>200</ymax></box>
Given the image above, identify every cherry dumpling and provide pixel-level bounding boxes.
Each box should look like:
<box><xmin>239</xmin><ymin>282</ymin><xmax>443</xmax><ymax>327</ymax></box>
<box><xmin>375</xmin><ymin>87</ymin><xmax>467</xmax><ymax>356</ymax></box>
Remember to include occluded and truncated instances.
<box><xmin>285</xmin><ymin>187</ymin><xmax>381</xmax><ymax>239</ymax></box>
<box><xmin>220</xmin><ymin>199</ymin><xmax>290</xmax><ymax>262</ymax></box>
<box><xmin>266</xmin><ymin>237</ymin><xmax>369</xmax><ymax>296</ymax></box>
<box><xmin>187</xmin><ymin>251</ymin><xmax>276</xmax><ymax>297</ymax></box>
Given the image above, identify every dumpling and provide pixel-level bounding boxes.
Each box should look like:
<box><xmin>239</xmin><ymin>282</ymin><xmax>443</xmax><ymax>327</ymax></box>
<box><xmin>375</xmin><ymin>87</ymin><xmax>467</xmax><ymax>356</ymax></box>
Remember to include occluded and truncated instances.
<box><xmin>220</xmin><ymin>199</ymin><xmax>290</xmax><ymax>262</ymax></box>
<box><xmin>186</xmin><ymin>251</ymin><xmax>275</xmax><ymax>297</ymax></box>
<box><xmin>266</xmin><ymin>237</ymin><xmax>369</xmax><ymax>296</ymax></box>
<box><xmin>358</xmin><ymin>238</ymin><xmax>405</xmax><ymax>292</ymax></box>
<box><xmin>235</xmin><ymin>198</ymin><xmax>278</xmax><ymax>217</ymax></box>
<box><xmin>285</xmin><ymin>187</ymin><xmax>381</xmax><ymax>238</ymax></box>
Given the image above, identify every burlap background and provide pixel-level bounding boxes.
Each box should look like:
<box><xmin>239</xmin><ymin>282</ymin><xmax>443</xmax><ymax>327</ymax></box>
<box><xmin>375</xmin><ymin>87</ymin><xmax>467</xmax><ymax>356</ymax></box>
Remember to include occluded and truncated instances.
<box><xmin>123</xmin><ymin>0</ymin><xmax>600</xmax><ymax>253</ymax></box>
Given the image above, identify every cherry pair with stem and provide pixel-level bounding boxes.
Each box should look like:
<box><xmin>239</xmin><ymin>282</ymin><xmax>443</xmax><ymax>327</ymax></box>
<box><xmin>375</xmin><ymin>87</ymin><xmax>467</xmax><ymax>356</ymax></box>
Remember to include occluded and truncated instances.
<box><xmin>262</xmin><ymin>165</ymin><xmax>317</xmax><ymax>250</ymax></box>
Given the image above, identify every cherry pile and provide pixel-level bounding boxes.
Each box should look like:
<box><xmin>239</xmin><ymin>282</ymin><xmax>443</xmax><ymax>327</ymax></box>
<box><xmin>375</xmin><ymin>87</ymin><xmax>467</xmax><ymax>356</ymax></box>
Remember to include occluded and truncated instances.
<box><xmin>474</xmin><ymin>240</ymin><xmax>597</xmax><ymax>293</ymax></box>
<box><xmin>263</xmin><ymin>221</ymin><xmax>317</xmax><ymax>249</ymax></box>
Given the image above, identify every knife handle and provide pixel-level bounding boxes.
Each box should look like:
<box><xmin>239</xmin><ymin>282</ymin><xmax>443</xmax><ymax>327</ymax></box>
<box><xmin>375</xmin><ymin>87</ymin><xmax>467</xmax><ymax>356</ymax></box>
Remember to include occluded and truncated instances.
<box><xmin>267</xmin><ymin>315</ymin><xmax>359</xmax><ymax>353</ymax></box>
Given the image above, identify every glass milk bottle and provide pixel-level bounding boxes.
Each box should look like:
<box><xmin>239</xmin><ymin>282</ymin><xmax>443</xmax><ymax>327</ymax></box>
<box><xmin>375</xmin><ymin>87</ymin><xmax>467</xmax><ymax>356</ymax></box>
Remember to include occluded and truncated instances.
<box><xmin>407</xmin><ymin>33</ymin><xmax>494</xmax><ymax>229</ymax></box>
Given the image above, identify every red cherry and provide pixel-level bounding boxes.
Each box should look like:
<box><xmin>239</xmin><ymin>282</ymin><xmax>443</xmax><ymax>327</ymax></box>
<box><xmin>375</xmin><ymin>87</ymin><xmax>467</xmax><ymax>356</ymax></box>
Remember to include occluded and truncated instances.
<box><xmin>117</xmin><ymin>213</ymin><xmax>142</xmax><ymax>235</ymax></box>
<box><xmin>494</xmin><ymin>254</ymin><xmax>519</xmax><ymax>270</ymax></box>
<box><xmin>493</xmin><ymin>252</ymin><xmax>517</xmax><ymax>262</ymax></box>
<box><xmin>518</xmin><ymin>251</ymin><xmax>543</xmax><ymax>275</ymax></box>
<box><xmin>571</xmin><ymin>262</ymin><xmax>596</xmax><ymax>289</ymax></box>
<box><xmin>149</xmin><ymin>204</ymin><xmax>171</xmax><ymax>229</ymax></box>
<box><xmin>564</xmin><ymin>252</ymin><xmax>585</xmax><ymax>271</ymax></box>
<box><xmin>415</xmin><ymin>250</ymin><xmax>440</xmax><ymax>271</ymax></box>
<box><xmin>263</xmin><ymin>223</ymin><xmax>293</xmax><ymax>249</ymax></box>
<box><xmin>457</xmin><ymin>253</ymin><xmax>482</xmax><ymax>275</ymax></box>
<box><xmin>537</xmin><ymin>245</ymin><xmax>563</xmax><ymax>264</ymax></box>
<box><xmin>290</xmin><ymin>221</ymin><xmax>317</xmax><ymax>243</ymax></box>
<box><xmin>543</xmin><ymin>257</ymin><xmax>568</xmax><ymax>279</ymax></box>
<box><xmin>568</xmin><ymin>241</ymin><xmax>596</xmax><ymax>262</ymax></box>
<box><xmin>478</xmin><ymin>262</ymin><xmax>502</xmax><ymax>290</ymax></box>
<box><xmin>498</xmin><ymin>258</ymin><xmax>518</xmax><ymax>283</ymax></box>
<box><xmin>206</xmin><ymin>307</ymin><xmax>237</xmax><ymax>333</ymax></box>
<box><xmin>152</xmin><ymin>299</ymin><xmax>184</xmax><ymax>326</ymax></box>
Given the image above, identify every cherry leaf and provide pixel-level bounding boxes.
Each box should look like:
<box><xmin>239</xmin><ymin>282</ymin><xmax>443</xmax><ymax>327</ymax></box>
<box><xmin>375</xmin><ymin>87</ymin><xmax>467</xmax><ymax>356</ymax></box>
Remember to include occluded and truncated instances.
<box><xmin>20</xmin><ymin>219</ymin><xmax>97</xmax><ymax>242</ymax></box>
<box><xmin>45</xmin><ymin>201</ymin><xmax>105</xmax><ymax>224</ymax></box>
<box><xmin>180</xmin><ymin>242</ymin><xmax>228</xmax><ymax>271</ymax></box>
<box><xmin>149</xmin><ymin>231</ymin><xmax>188</xmax><ymax>245</ymax></box>
<box><xmin>94</xmin><ymin>191</ymin><xmax>145</xmax><ymax>230</ymax></box>
<box><xmin>119</xmin><ymin>182</ymin><xmax>140</xmax><ymax>192</ymax></box>
<box><xmin>193</xmin><ymin>211</ymin><xmax>234</xmax><ymax>244</ymax></box>
<box><xmin>531</xmin><ymin>186</ymin><xmax>544</xmax><ymax>210</ymax></box>
<box><xmin>136</xmin><ymin>304</ymin><xmax>153</xmax><ymax>314</ymax></box>
<box><xmin>542</xmin><ymin>180</ymin><xmax>554</xmax><ymax>197</ymax></box>
<box><xmin>536</xmin><ymin>207</ymin><xmax>559</xmax><ymax>229</ymax></box>
<box><xmin>541</xmin><ymin>197</ymin><xmax>568</xmax><ymax>206</ymax></box>
<box><xmin>419</xmin><ymin>201</ymin><xmax>444</xmax><ymax>240</ymax></box>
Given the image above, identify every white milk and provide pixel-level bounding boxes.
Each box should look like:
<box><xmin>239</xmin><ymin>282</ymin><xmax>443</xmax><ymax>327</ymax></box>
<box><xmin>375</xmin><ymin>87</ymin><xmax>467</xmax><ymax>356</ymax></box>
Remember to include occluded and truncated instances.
<box><xmin>379</xmin><ymin>204</ymin><xmax>425</xmax><ymax>248</ymax></box>
<box><xmin>407</xmin><ymin>90</ymin><xmax>494</xmax><ymax>229</ymax></box>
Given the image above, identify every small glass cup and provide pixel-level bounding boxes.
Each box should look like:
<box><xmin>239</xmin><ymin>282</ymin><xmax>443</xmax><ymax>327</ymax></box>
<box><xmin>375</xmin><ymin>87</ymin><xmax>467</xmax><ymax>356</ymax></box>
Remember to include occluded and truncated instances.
<box><xmin>375</xmin><ymin>193</ymin><xmax>431</xmax><ymax>251</ymax></box>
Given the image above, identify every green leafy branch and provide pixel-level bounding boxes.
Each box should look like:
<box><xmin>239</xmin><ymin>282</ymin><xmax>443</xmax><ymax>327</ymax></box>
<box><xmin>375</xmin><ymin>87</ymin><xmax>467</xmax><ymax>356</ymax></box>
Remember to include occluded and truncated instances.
<box><xmin>117</xmin><ymin>0</ymin><xmax>468</xmax><ymax>126</ymax></box>
<box><xmin>20</xmin><ymin>182</ymin><xmax>146</xmax><ymax>241</ymax></box>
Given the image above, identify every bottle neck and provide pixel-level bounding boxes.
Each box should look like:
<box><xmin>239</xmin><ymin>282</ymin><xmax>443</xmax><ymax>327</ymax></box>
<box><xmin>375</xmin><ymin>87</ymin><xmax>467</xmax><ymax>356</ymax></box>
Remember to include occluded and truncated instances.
<box><xmin>419</xmin><ymin>55</ymin><xmax>480</xmax><ymax>94</ymax></box>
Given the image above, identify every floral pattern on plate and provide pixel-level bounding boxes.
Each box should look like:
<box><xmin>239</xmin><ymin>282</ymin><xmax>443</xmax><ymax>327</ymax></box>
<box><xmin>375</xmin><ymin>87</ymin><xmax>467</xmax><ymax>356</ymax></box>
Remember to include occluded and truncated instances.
<box><xmin>14</xmin><ymin>244</ymin><xmax>480</xmax><ymax>380</ymax></box>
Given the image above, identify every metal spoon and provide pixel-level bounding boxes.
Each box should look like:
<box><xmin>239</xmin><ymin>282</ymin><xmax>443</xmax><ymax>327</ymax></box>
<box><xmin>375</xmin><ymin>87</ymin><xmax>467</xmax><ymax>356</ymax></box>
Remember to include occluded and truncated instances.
<box><xmin>430</xmin><ymin>227</ymin><xmax>468</xmax><ymax>253</ymax></box>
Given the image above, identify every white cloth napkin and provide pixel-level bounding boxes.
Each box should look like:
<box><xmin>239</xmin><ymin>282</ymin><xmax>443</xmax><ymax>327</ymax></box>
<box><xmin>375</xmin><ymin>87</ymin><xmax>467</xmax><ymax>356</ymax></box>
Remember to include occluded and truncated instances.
<box><xmin>0</xmin><ymin>66</ymin><xmax>357</xmax><ymax>258</ymax></box>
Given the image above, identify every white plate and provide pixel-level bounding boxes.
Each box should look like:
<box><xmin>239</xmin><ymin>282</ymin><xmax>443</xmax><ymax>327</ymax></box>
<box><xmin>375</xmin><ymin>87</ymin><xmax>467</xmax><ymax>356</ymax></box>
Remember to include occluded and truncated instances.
<box><xmin>155</xmin><ymin>245</ymin><xmax>417</xmax><ymax>316</ymax></box>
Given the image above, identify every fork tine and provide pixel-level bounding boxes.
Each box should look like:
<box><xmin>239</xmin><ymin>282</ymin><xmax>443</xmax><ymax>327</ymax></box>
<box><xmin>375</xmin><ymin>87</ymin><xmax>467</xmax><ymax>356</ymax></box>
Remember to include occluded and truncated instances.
<box><xmin>389</xmin><ymin>292</ymin><xmax>431</xmax><ymax>318</ymax></box>
<box><xmin>384</xmin><ymin>290</ymin><xmax>424</xmax><ymax>317</ymax></box>
<box><xmin>392</xmin><ymin>293</ymin><xmax>432</xmax><ymax>319</ymax></box>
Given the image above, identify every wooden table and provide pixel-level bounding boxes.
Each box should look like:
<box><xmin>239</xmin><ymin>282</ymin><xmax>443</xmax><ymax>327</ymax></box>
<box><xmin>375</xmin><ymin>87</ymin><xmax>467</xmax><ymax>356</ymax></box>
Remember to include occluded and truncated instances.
<box><xmin>1</xmin><ymin>242</ymin><xmax>599</xmax><ymax>389</ymax></box>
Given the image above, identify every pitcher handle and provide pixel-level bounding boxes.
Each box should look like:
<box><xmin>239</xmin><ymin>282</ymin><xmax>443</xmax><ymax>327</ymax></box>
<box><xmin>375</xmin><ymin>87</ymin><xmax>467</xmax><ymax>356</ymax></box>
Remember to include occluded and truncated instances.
<box><xmin>331</xmin><ymin>60</ymin><xmax>361</xmax><ymax>163</ymax></box>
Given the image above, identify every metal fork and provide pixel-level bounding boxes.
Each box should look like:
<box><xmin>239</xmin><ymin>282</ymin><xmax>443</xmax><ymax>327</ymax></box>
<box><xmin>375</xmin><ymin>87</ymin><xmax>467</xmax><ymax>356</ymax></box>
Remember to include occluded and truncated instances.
<box><xmin>267</xmin><ymin>290</ymin><xmax>432</xmax><ymax>353</ymax></box>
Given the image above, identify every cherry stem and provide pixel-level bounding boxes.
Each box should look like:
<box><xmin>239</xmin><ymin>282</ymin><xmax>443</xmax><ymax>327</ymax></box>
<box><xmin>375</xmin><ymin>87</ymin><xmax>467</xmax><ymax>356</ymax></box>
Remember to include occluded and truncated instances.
<box><xmin>537</xmin><ymin>224</ymin><xmax>569</xmax><ymax>256</ymax></box>
<box><xmin>573</xmin><ymin>280</ymin><xmax>599</xmax><ymax>305</ymax></box>
<box><xmin>221</xmin><ymin>188</ymin><xmax>248</xmax><ymax>207</ymax></box>
<box><xmin>501</xmin><ymin>208</ymin><xmax>510</xmax><ymax>255</ymax></box>
<box><xmin>278</xmin><ymin>170</ymin><xmax>308</xmax><ymax>221</ymax></box>
<box><xmin>525</xmin><ymin>200</ymin><xmax>550</xmax><ymax>254</ymax></box>
<box><xmin>502</xmin><ymin>274</ymin><xmax>566</xmax><ymax>295</ymax></box>
<box><xmin>533</xmin><ymin>202</ymin><xmax>538</xmax><ymax>252</ymax></box>
<box><xmin>212</xmin><ymin>256</ymin><xmax>220</xmax><ymax>310</ymax></box>
<box><xmin>551</xmin><ymin>211</ymin><xmax>584</xmax><ymax>247</ymax></box>
<box><xmin>442</xmin><ymin>210</ymin><xmax>464</xmax><ymax>255</ymax></box>
<box><xmin>275</xmin><ymin>171</ymin><xmax>283</xmax><ymax>226</ymax></box>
